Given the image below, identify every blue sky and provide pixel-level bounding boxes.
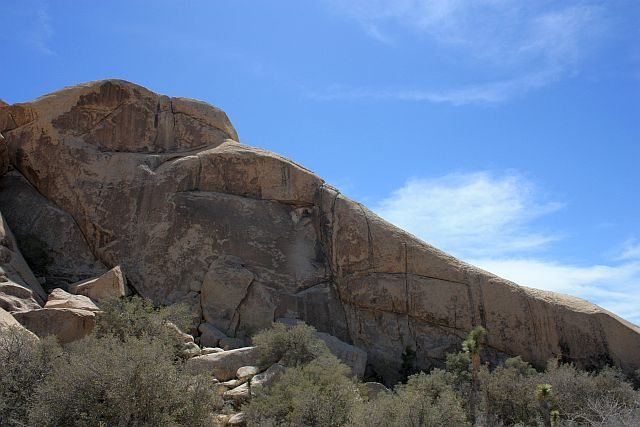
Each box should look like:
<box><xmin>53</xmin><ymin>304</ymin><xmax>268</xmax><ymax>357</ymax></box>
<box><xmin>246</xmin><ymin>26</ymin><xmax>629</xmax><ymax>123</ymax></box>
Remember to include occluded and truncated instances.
<box><xmin>2</xmin><ymin>0</ymin><xmax>639</xmax><ymax>323</ymax></box>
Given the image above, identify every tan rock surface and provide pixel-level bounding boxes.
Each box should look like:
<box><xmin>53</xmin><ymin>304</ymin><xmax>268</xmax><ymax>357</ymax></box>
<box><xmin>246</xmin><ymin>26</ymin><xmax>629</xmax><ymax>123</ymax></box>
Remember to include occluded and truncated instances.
<box><xmin>12</xmin><ymin>307</ymin><xmax>96</xmax><ymax>344</ymax></box>
<box><xmin>317</xmin><ymin>331</ymin><xmax>367</xmax><ymax>379</ymax></box>
<box><xmin>1</xmin><ymin>79</ymin><xmax>639</xmax><ymax>382</ymax></box>
<box><xmin>0</xmin><ymin>170</ymin><xmax>106</xmax><ymax>288</ymax></box>
<box><xmin>186</xmin><ymin>346</ymin><xmax>261</xmax><ymax>381</ymax></box>
<box><xmin>68</xmin><ymin>266</ymin><xmax>128</xmax><ymax>301</ymax></box>
<box><xmin>198</xmin><ymin>322</ymin><xmax>227</xmax><ymax>347</ymax></box>
<box><xmin>45</xmin><ymin>288</ymin><xmax>100</xmax><ymax>311</ymax></box>
<box><xmin>0</xmin><ymin>306</ymin><xmax>38</xmax><ymax>339</ymax></box>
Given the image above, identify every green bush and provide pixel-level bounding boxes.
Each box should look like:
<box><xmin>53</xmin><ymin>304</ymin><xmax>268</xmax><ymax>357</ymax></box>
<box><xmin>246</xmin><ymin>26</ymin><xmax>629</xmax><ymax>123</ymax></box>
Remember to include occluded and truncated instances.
<box><xmin>0</xmin><ymin>325</ymin><xmax>61</xmax><ymax>426</ymax></box>
<box><xmin>29</xmin><ymin>334</ymin><xmax>221</xmax><ymax>426</ymax></box>
<box><xmin>244</xmin><ymin>354</ymin><xmax>359</xmax><ymax>426</ymax></box>
<box><xmin>479</xmin><ymin>363</ymin><xmax>541</xmax><ymax>426</ymax></box>
<box><xmin>95</xmin><ymin>296</ymin><xmax>191</xmax><ymax>341</ymax></box>
<box><xmin>252</xmin><ymin>321</ymin><xmax>331</xmax><ymax>367</ymax></box>
<box><xmin>541</xmin><ymin>362</ymin><xmax>639</xmax><ymax>425</ymax></box>
<box><xmin>351</xmin><ymin>370</ymin><xmax>467</xmax><ymax>427</ymax></box>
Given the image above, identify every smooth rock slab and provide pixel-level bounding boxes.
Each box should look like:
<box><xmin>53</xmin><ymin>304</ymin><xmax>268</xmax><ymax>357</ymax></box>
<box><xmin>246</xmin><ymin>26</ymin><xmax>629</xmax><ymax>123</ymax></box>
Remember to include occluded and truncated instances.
<box><xmin>236</xmin><ymin>365</ymin><xmax>259</xmax><ymax>380</ymax></box>
<box><xmin>186</xmin><ymin>346</ymin><xmax>261</xmax><ymax>381</ymax></box>
<box><xmin>68</xmin><ymin>266</ymin><xmax>129</xmax><ymax>302</ymax></box>
<box><xmin>198</xmin><ymin>322</ymin><xmax>227</xmax><ymax>347</ymax></box>
<box><xmin>12</xmin><ymin>307</ymin><xmax>96</xmax><ymax>344</ymax></box>
<box><xmin>45</xmin><ymin>288</ymin><xmax>100</xmax><ymax>312</ymax></box>
<box><xmin>227</xmin><ymin>412</ymin><xmax>246</xmax><ymax>426</ymax></box>
<box><xmin>317</xmin><ymin>331</ymin><xmax>367</xmax><ymax>379</ymax></box>
<box><xmin>223</xmin><ymin>383</ymin><xmax>249</xmax><ymax>406</ymax></box>
<box><xmin>0</xmin><ymin>307</ymin><xmax>37</xmax><ymax>339</ymax></box>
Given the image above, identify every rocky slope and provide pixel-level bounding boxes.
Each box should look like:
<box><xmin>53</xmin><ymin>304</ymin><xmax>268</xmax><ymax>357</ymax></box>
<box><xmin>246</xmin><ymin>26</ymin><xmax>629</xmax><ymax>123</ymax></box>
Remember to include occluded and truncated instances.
<box><xmin>1</xmin><ymin>80</ymin><xmax>638</xmax><ymax>382</ymax></box>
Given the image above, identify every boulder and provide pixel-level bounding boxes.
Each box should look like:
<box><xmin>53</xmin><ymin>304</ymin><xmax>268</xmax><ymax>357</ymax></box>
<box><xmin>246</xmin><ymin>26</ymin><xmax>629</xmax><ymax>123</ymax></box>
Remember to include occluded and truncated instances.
<box><xmin>219</xmin><ymin>337</ymin><xmax>246</xmax><ymax>350</ymax></box>
<box><xmin>198</xmin><ymin>322</ymin><xmax>227</xmax><ymax>347</ymax></box>
<box><xmin>3</xmin><ymin>79</ymin><xmax>639</xmax><ymax>382</ymax></box>
<box><xmin>186</xmin><ymin>346</ymin><xmax>261</xmax><ymax>381</ymax></box>
<box><xmin>251</xmin><ymin>363</ymin><xmax>286</xmax><ymax>391</ymax></box>
<box><xmin>317</xmin><ymin>332</ymin><xmax>367</xmax><ymax>379</ymax></box>
<box><xmin>236</xmin><ymin>365</ymin><xmax>259</xmax><ymax>380</ymax></box>
<box><xmin>227</xmin><ymin>412</ymin><xmax>246</xmax><ymax>426</ymax></box>
<box><xmin>0</xmin><ymin>282</ymin><xmax>41</xmax><ymax>312</ymax></box>
<box><xmin>0</xmin><ymin>171</ymin><xmax>106</xmax><ymax>288</ymax></box>
<box><xmin>45</xmin><ymin>288</ymin><xmax>100</xmax><ymax>311</ymax></box>
<box><xmin>201</xmin><ymin>347</ymin><xmax>224</xmax><ymax>355</ymax></box>
<box><xmin>223</xmin><ymin>383</ymin><xmax>249</xmax><ymax>406</ymax></box>
<box><xmin>181</xmin><ymin>341</ymin><xmax>201</xmax><ymax>359</ymax></box>
<box><xmin>0</xmin><ymin>306</ymin><xmax>37</xmax><ymax>339</ymax></box>
<box><xmin>68</xmin><ymin>266</ymin><xmax>129</xmax><ymax>302</ymax></box>
<box><xmin>12</xmin><ymin>307</ymin><xmax>96</xmax><ymax>344</ymax></box>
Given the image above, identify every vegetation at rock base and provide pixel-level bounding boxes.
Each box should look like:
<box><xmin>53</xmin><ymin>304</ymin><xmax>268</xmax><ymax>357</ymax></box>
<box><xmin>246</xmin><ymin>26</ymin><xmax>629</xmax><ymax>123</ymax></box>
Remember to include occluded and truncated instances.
<box><xmin>1</xmin><ymin>297</ymin><xmax>220</xmax><ymax>426</ymax></box>
<box><xmin>251</xmin><ymin>321</ymin><xmax>330</xmax><ymax>367</ymax></box>
<box><xmin>2</xmin><ymin>304</ymin><xmax>639</xmax><ymax>426</ymax></box>
<box><xmin>243</xmin><ymin>354</ymin><xmax>360</xmax><ymax>426</ymax></box>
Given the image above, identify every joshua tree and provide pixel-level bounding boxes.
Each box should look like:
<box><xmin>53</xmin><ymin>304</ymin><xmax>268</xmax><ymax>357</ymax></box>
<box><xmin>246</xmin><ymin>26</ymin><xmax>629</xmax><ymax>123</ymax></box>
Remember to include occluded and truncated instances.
<box><xmin>536</xmin><ymin>383</ymin><xmax>554</xmax><ymax>427</ymax></box>
<box><xmin>550</xmin><ymin>409</ymin><xmax>560</xmax><ymax>427</ymax></box>
<box><xmin>463</xmin><ymin>325</ymin><xmax>487</xmax><ymax>425</ymax></box>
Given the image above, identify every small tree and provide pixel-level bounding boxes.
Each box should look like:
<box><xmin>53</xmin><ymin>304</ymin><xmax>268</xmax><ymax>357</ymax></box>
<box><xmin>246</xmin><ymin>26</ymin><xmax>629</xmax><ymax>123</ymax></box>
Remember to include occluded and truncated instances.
<box><xmin>463</xmin><ymin>325</ymin><xmax>487</xmax><ymax>424</ymax></box>
<box><xmin>536</xmin><ymin>383</ymin><xmax>554</xmax><ymax>427</ymax></box>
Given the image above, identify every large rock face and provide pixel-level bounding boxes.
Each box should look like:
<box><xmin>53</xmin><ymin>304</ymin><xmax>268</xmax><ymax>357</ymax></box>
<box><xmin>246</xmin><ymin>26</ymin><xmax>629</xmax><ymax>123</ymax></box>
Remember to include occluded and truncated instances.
<box><xmin>1</xmin><ymin>80</ymin><xmax>638</xmax><ymax>382</ymax></box>
<box><xmin>0</xmin><ymin>211</ymin><xmax>46</xmax><ymax>312</ymax></box>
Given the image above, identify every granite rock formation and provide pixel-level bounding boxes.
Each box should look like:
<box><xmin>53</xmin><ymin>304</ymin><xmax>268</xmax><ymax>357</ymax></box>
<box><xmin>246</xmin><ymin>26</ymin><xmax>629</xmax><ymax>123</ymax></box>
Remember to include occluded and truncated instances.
<box><xmin>1</xmin><ymin>80</ymin><xmax>638</xmax><ymax>382</ymax></box>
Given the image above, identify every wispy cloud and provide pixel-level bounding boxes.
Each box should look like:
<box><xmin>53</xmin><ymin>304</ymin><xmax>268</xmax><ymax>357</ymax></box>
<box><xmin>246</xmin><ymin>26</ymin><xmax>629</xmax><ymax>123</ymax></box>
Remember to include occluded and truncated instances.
<box><xmin>1</xmin><ymin>0</ymin><xmax>56</xmax><ymax>55</ymax></box>
<box><xmin>320</xmin><ymin>1</ymin><xmax>604</xmax><ymax>105</ymax></box>
<box><xmin>470</xmin><ymin>258</ymin><xmax>640</xmax><ymax>324</ymax></box>
<box><xmin>310</xmin><ymin>70</ymin><xmax>559</xmax><ymax>105</ymax></box>
<box><xmin>373</xmin><ymin>171</ymin><xmax>640</xmax><ymax>324</ymax></box>
<box><xmin>29</xmin><ymin>6</ymin><xmax>55</xmax><ymax>55</ymax></box>
<box><xmin>620</xmin><ymin>238</ymin><xmax>640</xmax><ymax>261</ymax></box>
<box><xmin>374</xmin><ymin>171</ymin><xmax>563</xmax><ymax>257</ymax></box>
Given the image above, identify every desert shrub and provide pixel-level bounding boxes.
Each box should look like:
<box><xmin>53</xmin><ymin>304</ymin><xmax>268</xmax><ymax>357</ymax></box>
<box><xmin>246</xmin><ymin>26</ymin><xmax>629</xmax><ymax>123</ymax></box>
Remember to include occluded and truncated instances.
<box><xmin>252</xmin><ymin>321</ymin><xmax>331</xmax><ymax>367</ymax></box>
<box><xmin>95</xmin><ymin>296</ymin><xmax>192</xmax><ymax>342</ymax></box>
<box><xmin>479</xmin><ymin>362</ymin><xmax>541</xmax><ymax>426</ymax></box>
<box><xmin>0</xmin><ymin>325</ymin><xmax>61</xmax><ymax>426</ymax></box>
<box><xmin>351</xmin><ymin>369</ymin><xmax>467</xmax><ymax>427</ymax></box>
<box><xmin>542</xmin><ymin>362</ymin><xmax>639</xmax><ymax>425</ymax></box>
<box><xmin>446</xmin><ymin>350</ymin><xmax>472</xmax><ymax>387</ymax></box>
<box><xmin>29</xmin><ymin>334</ymin><xmax>221</xmax><ymax>427</ymax></box>
<box><xmin>244</xmin><ymin>353</ymin><xmax>359</xmax><ymax>426</ymax></box>
<box><xmin>505</xmin><ymin>355</ymin><xmax>538</xmax><ymax>377</ymax></box>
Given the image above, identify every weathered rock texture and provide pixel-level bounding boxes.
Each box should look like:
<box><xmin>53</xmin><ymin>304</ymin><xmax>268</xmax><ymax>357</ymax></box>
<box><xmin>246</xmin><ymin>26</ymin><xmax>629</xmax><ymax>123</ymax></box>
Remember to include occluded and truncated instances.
<box><xmin>68</xmin><ymin>265</ymin><xmax>128</xmax><ymax>301</ymax></box>
<box><xmin>0</xmin><ymin>306</ymin><xmax>38</xmax><ymax>340</ymax></box>
<box><xmin>0</xmin><ymin>211</ymin><xmax>46</xmax><ymax>312</ymax></box>
<box><xmin>12</xmin><ymin>307</ymin><xmax>96</xmax><ymax>344</ymax></box>
<box><xmin>1</xmin><ymin>80</ymin><xmax>639</xmax><ymax>382</ymax></box>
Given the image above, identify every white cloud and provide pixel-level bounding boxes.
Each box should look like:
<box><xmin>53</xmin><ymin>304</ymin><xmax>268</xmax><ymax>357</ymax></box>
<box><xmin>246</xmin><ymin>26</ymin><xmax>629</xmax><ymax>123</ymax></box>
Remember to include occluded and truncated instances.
<box><xmin>374</xmin><ymin>172</ymin><xmax>562</xmax><ymax>257</ymax></box>
<box><xmin>310</xmin><ymin>70</ymin><xmax>559</xmax><ymax>105</ymax></box>
<box><xmin>373</xmin><ymin>171</ymin><xmax>640</xmax><ymax>325</ymax></box>
<box><xmin>470</xmin><ymin>258</ymin><xmax>640</xmax><ymax>325</ymax></box>
<box><xmin>31</xmin><ymin>7</ymin><xmax>54</xmax><ymax>55</ymax></box>
<box><xmin>620</xmin><ymin>238</ymin><xmax>640</xmax><ymax>261</ymax></box>
<box><xmin>320</xmin><ymin>1</ymin><xmax>604</xmax><ymax>104</ymax></box>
